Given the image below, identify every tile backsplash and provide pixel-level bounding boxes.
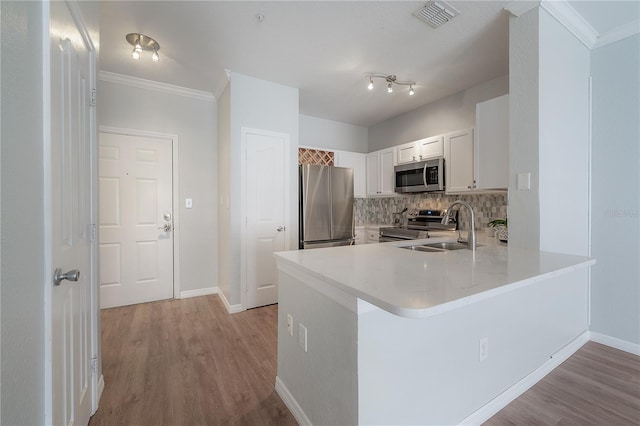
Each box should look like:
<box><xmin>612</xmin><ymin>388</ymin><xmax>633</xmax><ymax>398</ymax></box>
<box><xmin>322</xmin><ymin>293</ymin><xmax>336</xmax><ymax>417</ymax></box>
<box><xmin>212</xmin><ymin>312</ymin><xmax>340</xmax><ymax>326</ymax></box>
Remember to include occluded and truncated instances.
<box><xmin>355</xmin><ymin>192</ymin><xmax>508</xmax><ymax>231</ymax></box>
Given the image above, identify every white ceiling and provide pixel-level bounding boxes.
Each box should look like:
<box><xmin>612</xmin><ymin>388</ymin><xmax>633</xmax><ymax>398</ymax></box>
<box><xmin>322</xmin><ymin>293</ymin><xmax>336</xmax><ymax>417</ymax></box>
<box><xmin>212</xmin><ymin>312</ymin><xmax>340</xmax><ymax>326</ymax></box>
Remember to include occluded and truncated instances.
<box><xmin>99</xmin><ymin>1</ymin><xmax>637</xmax><ymax>127</ymax></box>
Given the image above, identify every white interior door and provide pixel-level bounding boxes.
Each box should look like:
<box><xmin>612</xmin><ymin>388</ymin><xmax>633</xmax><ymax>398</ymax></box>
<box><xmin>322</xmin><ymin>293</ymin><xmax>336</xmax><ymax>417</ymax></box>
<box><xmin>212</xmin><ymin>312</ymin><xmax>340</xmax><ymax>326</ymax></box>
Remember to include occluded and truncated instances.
<box><xmin>49</xmin><ymin>2</ymin><xmax>94</xmax><ymax>424</ymax></box>
<box><xmin>98</xmin><ymin>133</ymin><xmax>174</xmax><ymax>308</ymax></box>
<box><xmin>245</xmin><ymin>129</ymin><xmax>289</xmax><ymax>309</ymax></box>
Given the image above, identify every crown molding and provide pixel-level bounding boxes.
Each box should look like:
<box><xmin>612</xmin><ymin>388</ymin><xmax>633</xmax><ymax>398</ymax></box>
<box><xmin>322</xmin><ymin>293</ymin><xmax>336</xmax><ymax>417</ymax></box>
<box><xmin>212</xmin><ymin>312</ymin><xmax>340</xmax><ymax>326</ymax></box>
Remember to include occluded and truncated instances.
<box><xmin>99</xmin><ymin>71</ymin><xmax>216</xmax><ymax>102</ymax></box>
<box><xmin>594</xmin><ymin>19</ymin><xmax>640</xmax><ymax>49</ymax></box>
<box><xmin>540</xmin><ymin>0</ymin><xmax>599</xmax><ymax>49</ymax></box>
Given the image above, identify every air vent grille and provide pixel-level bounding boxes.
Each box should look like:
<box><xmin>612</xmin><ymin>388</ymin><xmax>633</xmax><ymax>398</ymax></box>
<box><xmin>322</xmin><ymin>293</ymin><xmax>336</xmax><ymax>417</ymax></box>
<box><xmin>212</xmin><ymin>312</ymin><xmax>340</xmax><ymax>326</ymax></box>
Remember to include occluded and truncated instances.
<box><xmin>414</xmin><ymin>1</ymin><xmax>460</xmax><ymax>29</ymax></box>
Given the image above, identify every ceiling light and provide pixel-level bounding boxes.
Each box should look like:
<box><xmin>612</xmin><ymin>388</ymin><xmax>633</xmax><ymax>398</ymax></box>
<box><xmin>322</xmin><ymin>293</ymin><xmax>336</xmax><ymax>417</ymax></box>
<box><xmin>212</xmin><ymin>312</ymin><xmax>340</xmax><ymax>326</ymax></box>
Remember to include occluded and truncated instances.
<box><xmin>366</xmin><ymin>74</ymin><xmax>416</xmax><ymax>97</ymax></box>
<box><xmin>126</xmin><ymin>33</ymin><xmax>160</xmax><ymax>63</ymax></box>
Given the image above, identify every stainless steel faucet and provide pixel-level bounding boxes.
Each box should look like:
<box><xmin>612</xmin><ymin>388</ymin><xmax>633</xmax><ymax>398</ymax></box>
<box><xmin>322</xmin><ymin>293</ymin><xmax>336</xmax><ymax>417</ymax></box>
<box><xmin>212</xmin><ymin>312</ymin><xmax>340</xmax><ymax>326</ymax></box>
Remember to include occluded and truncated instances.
<box><xmin>442</xmin><ymin>200</ymin><xmax>477</xmax><ymax>250</ymax></box>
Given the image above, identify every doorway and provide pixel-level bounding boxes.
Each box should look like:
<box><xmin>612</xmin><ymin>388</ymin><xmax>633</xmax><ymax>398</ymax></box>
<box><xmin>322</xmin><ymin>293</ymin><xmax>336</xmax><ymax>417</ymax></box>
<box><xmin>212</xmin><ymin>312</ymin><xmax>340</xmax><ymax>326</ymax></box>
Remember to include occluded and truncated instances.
<box><xmin>98</xmin><ymin>131</ymin><xmax>177</xmax><ymax>308</ymax></box>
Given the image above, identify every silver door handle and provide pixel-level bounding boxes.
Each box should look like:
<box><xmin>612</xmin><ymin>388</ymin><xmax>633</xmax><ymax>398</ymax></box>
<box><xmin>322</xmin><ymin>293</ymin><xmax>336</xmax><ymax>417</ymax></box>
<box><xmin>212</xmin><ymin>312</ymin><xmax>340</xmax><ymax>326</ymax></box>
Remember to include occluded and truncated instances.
<box><xmin>53</xmin><ymin>268</ymin><xmax>80</xmax><ymax>286</ymax></box>
<box><xmin>158</xmin><ymin>223</ymin><xmax>172</xmax><ymax>232</ymax></box>
<box><xmin>276</xmin><ymin>226</ymin><xmax>286</xmax><ymax>232</ymax></box>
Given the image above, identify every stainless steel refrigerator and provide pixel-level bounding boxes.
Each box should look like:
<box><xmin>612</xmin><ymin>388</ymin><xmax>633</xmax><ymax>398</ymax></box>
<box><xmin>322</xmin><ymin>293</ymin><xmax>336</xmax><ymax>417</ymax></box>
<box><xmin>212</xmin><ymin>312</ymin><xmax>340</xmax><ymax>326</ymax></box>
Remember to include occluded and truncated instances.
<box><xmin>299</xmin><ymin>164</ymin><xmax>354</xmax><ymax>249</ymax></box>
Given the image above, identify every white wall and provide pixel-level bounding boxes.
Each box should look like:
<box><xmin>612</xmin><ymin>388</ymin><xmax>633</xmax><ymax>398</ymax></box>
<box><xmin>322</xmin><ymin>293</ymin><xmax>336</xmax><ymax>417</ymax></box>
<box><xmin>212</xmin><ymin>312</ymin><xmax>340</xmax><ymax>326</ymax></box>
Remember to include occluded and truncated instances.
<box><xmin>299</xmin><ymin>114</ymin><xmax>368</xmax><ymax>153</ymax></box>
<box><xmin>368</xmin><ymin>75</ymin><xmax>509</xmax><ymax>152</ymax></box>
<box><xmin>1</xmin><ymin>1</ymin><xmax>46</xmax><ymax>423</ymax></box>
<box><xmin>590</xmin><ymin>35</ymin><xmax>640</xmax><ymax>345</ymax></box>
<box><xmin>222</xmin><ymin>72</ymin><xmax>299</xmax><ymax>306</ymax></box>
<box><xmin>97</xmin><ymin>80</ymin><xmax>218</xmax><ymax>294</ymax></box>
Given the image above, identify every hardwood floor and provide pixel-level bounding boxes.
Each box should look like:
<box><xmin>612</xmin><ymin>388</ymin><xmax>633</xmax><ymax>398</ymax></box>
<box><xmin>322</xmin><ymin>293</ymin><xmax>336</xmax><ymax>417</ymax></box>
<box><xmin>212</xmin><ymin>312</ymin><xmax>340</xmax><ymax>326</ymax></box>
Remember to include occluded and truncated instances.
<box><xmin>90</xmin><ymin>295</ymin><xmax>639</xmax><ymax>426</ymax></box>
<box><xmin>89</xmin><ymin>295</ymin><xmax>296</xmax><ymax>426</ymax></box>
<box><xmin>484</xmin><ymin>342</ymin><xmax>640</xmax><ymax>426</ymax></box>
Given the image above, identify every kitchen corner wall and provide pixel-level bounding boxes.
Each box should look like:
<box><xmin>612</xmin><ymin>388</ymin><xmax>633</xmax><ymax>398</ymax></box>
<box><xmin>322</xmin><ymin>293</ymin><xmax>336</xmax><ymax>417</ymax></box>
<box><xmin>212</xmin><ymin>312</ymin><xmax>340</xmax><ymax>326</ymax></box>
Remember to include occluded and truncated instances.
<box><xmin>356</xmin><ymin>193</ymin><xmax>508</xmax><ymax>231</ymax></box>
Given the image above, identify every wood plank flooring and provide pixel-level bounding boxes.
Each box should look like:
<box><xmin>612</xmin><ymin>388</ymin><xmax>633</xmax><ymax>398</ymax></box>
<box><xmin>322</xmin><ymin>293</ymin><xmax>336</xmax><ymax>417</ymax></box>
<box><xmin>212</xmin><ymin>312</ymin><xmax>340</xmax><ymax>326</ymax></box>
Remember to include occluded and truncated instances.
<box><xmin>90</xmin><ymin>295</ymin><xmax>639</xmax><ymax>426</ymax></box>
<box><xmin>484</xmin><ymin>341</ymin><xmax>640</xmax><ymax>426</ymax></box>
<box><xmin>89</xmin><ymin>295</ymin><xmax>296</xmax><ymax>426</ymax></box>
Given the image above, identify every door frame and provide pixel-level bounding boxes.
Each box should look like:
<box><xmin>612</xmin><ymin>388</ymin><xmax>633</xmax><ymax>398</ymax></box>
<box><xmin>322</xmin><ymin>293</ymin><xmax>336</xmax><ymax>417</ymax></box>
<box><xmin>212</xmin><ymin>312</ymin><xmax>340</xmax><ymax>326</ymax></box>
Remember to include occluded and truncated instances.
<box><xmin>98</xmin><ymin>126</ymin><xmax>181</xmax><ymax>300</ymax></box>
<box><xmin>240</xmin><ymin>127</ymin><xmax>291</xmax><ymax>311</ymax></box>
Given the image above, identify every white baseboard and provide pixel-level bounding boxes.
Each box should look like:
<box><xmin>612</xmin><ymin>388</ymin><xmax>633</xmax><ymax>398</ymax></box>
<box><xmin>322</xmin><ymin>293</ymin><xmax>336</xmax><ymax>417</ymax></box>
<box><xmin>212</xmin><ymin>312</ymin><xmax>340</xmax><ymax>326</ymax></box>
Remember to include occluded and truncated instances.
<box><xmin>97</xmin><ymin>374</ymin><xmax>105</xmax><ymax>402</ymax></box>
<box><xmin>179</xmin><ymin>287</ymin><xmax>218</xmax><ymax>299</ymax></box>
<box><xmin>459</xmin><ymin>331</ymin><xmax>590</xmax><ymax>426</ymax></box>
<box><xmin>275</xmin><ymin>376</ymin><xmax>312</xmax><ymax>426</ymax></box>
<box><xmin>217</xmin><ymin>288</ymin><xmax>244</xmax><ymax>314</ymax></box>
<box><xmin>590</xmin><ymin>331</ymin><xmax>640</xmax><ymax>356</ymax></box>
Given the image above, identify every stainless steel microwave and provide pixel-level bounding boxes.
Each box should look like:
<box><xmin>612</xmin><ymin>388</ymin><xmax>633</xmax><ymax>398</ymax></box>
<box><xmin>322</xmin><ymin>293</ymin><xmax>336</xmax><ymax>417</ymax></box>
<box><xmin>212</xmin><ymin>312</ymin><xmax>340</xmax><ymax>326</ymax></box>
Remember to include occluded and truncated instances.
<box><xmin>394</xmin><ymin>157</ymin><xmax>445</xmax><ymax>193</ymax></box>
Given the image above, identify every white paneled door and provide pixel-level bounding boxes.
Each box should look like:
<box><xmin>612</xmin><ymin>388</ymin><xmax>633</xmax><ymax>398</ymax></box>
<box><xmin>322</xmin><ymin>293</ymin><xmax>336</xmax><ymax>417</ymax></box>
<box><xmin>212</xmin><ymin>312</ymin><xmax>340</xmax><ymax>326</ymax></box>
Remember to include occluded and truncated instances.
<box><xmin>49</xmin><ymin>2</ymin><xmax>95</xmax><ymax>424</ymax></box>
<box><xmin>98</xmin><ymin>133</ymin><xmax>174</xmax><ymax>308</ymax></box>
<box><xmin>244</xmin><ymin>128</ymin><xmax>289</xmax><ymax>309</ymax></box>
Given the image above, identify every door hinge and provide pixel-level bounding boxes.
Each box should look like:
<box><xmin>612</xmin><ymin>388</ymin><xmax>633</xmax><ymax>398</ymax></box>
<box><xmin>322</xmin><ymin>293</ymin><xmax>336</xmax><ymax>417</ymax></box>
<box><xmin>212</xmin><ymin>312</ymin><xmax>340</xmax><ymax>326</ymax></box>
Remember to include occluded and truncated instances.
<box><xmin>89</xmin><ymin>224</ymin><xmax>97</xmax><ymax>242</ymax></box>
<box><xmin>90</xmin><ymin>88</ymin><xmax>96</xmax><ymax>107</ymax></box>
<box><xmin>91</xmin><ymin>357</ymin><xmax>98</xmax><ymax>375</ymax></box>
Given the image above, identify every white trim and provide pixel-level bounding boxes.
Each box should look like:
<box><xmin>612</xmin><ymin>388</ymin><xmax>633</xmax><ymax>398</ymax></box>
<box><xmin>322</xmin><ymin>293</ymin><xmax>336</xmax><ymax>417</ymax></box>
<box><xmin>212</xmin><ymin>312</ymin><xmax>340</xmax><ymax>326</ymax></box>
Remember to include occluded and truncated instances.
<box><xmin>97</xmin><ymin>374</ymin><xmax>105</xmax><ymax>402</ymax></box>
<box><xmin>540</xmin><ymin>0</ymin><xmax>599</xmax><ymax>49</ymax></box>
<box><xmin>98</xmin><ymin>71</ymin><xmax>216</xmax><ymax>102</ymax></box>
<box><xmin>459</xmin><ymin>331</ymin><xmax>589</xmax><ymax>426</ymax></box>
<box><xmin>590</xmin><ymin>332</ymin><xmax>640</xmax><ymax>356</ymax></box>
<box><xmin>42</xmin><ymin>1</ymin><xmax>53</xmax><ymax>422</ymax></box>
<box><xmin>275</xmin><ymin>376</ymin><xmax>312</xmax><ymax>426</ymax></box>
<box><xmin>217</xmin><ymin>289</ymin><xmax>244</xmax><ymax>314</ymax></box>
<box><xmin>98</xmin><ymin>126</ymin><xmax>182</xmax><ymax>303</ymax></box>
<box><xmin>594</xmin><ymin>20</ymin><xmax>640</xmax><ymax>49</ymax></box>
<box><xmin>179</xmin><ymin>287</ymin><xmax>218</xmax><ymax>299</ymax></box>
<box><xmin>240</xmin><ymin>127</ymin><xmax>291</xmax><ymax>310</ymax></box>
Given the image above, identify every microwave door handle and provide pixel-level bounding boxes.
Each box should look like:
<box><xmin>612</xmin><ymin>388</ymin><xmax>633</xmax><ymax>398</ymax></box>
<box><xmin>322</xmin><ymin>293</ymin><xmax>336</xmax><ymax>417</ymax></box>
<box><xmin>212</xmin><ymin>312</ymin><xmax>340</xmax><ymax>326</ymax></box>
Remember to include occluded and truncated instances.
<box><xmin>423</xmin><ymin>163</ymin><xmax>429</xmax><ymax>188</ymax></box>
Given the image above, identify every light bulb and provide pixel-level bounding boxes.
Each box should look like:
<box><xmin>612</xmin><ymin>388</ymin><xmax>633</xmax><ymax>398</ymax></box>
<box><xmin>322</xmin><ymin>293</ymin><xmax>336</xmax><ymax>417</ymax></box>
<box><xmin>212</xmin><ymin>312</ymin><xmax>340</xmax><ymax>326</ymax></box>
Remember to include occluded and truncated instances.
<box><xmin>135</xmin><ymin>38</ymin><xmax>142</xmax><ymax>52</ymax></box>
<box><xmin>409</xmin><ymin>85</ymin><xmax>415</xmax><ymax>96</ymax></box>
<box><xmin>152</xmin><ymin>49</ymin><xmax>159</xmax><ymax>62</ymax></box>
<box><xmin>367</xmin><ymin>79</ymin><xmax>374</xmax><ymax>91</ymax></box>
<box><xmin>387</xmin><ymin>82</ymin><xmax>393</xmax><ymax>93</ymax></box>
<box><xmin>131</xmin><ymin>48</ymin><xmax>140</xmax><ymax>60</ymax></box>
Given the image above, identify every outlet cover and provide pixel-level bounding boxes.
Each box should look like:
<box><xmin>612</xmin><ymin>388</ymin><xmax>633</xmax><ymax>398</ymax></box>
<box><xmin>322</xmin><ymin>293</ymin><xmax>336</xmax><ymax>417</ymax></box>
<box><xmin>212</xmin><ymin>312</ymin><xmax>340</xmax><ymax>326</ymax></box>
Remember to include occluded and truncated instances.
<box><xmin>286</xmin><ymin>314</ymin><xmax>293</xmax><ymax>336</ymax></box>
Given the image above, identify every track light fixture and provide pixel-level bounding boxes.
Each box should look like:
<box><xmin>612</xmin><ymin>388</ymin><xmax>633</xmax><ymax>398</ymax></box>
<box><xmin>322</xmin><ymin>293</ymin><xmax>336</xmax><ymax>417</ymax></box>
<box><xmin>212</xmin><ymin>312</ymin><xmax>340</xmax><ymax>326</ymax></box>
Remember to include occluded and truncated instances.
<box><xmin>126</xmin><ymin>33</ymin><xmax>160</xmax><ymax>63</ymax></box>
<box><xmin>366</xmin><ymin>74</ymin><xmax>416</xmax><ymax>96</ymax></box>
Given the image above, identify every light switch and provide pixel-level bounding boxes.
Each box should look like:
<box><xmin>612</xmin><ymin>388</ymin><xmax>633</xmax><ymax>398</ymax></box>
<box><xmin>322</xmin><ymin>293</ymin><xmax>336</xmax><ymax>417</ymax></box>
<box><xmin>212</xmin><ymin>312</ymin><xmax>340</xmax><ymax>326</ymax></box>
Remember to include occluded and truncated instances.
<box><xmin>185</xmin><ymin>198</ymin><xmax>193</xmax><ymax>209</ymax></box>
<box><xmin>517</xmin><ymin>173</ymin><xmax>531</xmax><ymax>190</ymax></box>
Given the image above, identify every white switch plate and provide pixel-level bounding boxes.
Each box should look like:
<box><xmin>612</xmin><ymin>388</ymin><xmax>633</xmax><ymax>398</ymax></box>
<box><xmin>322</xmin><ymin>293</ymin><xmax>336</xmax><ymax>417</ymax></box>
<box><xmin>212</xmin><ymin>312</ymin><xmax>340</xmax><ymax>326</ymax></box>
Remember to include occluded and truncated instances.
<box><xmin>298</xmin><ymin>323</ymin><xmax>308</xmax><ymax>352</ymax></box>
<box><xmin>185</xmin><ymin>198</ymin><xmax>193</xmax><ymax>209</ymax></box>
<box><xmin>479</xmin><ymin>337</ymin><xmax>489</xmax><ymax>362</ymax></box>
<box><xmin>517</xmin><ymin>172</ymin><xmax>531</xmax><ymax>190</ymax></box>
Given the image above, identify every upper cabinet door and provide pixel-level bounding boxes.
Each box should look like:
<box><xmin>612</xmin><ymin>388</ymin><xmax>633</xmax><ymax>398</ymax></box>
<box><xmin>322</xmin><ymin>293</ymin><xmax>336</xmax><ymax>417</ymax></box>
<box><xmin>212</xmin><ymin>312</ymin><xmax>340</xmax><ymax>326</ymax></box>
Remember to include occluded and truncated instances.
<box><xmin>334</xmin><ymin>150</ymin><xmax>367</xmax><ymax>198</ymax></box>
<box><xmin>417</xmin><ymin>136</ymin><xmax>444</xmax><ymax>160</ymax></box>
<box><xmin>396</xmin><ymin>142</ymin><xmax>419</xmax><ymax>164</ymax></box>
<box><xmin>475</xmin><ymin>94</ymin><xmax>509</xmax><ymax>190</ymax></box>
<box><xmin>445</xmin><ymin>128</ymin><xmax>475</xmax><ymax>193</ymax></box>
<box><xmin>379</xmin><ymin>148</ymin><xmax>396</xmax><ymax>195</ymax></box>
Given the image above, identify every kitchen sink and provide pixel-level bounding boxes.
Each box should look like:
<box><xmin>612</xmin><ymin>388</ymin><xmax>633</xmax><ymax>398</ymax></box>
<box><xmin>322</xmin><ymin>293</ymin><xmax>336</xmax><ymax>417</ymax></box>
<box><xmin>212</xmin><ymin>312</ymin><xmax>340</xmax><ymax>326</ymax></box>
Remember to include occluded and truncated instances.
<box><xmin>423</xmin><ymin>241</ymin><xmax>484</xmax><ymax>250</ymax></box>
<box><xmin>400</xmin><ymin>245</ymin><xmax>444</xmax><ymax>253</ymax></box>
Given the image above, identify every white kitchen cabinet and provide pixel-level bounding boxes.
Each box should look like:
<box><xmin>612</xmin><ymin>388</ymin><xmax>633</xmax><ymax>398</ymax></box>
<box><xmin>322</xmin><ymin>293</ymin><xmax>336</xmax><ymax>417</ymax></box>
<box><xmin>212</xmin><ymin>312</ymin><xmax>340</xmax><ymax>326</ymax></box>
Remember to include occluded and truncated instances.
<box><xmin>365</xmin><ymin>227</ymin><xmax>380</xmax><ymax>243</ymax></box>
<box><xmin>354</xmin><ymin>226</ymin><xmax>366</xmax><ymax>245</ymax></box>
<box><xmin>396</xmin><ymin>136</ymin><xmax>444</xmax><ymax>164</ymax></box>
<box><xmin>366</xmin><ymin>148</ymin><xmax>396</xmax><ymax>196</ymax></box>
<box><xmin>334</xmin><ymin>150</ymin><xmax>367</xmax><ymax>198</ymax></box>
<box><xmin>444</xmin><ymin>128</ymin><xmax>475</xmax><ymax>193</ymax></box>
<box><xmin>475</xmin><ymin>94</ymin><xmax>509</xmax><ymax>190</ymax></box>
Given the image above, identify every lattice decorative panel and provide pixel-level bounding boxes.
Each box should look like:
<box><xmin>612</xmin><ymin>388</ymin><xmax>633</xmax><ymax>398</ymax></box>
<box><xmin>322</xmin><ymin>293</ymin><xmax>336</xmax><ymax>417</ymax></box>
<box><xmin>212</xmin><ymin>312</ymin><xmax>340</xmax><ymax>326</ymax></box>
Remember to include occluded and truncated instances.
<box><xmin>298</xmin><ymin>148</ymin><xmax>334</xmax><ymax>166</ymax></box>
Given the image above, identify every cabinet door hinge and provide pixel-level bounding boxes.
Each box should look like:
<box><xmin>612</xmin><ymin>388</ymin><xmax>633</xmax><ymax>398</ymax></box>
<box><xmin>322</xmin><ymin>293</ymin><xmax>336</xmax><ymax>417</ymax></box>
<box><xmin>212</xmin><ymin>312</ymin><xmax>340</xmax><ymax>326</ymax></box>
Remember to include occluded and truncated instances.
<box><xmin>90</xmin><ymin>88</ymin><xmax>96</xmax><ymax>107</ymax></box>
<box><xmin>89</xmin><ymin>224</ymin><xmax>97</xmax><ymax>242</ymax></box>
<box><xmin>91</xmin><ymin>357</ymin><xmax>98</xmax><ymax>375</ymax></box>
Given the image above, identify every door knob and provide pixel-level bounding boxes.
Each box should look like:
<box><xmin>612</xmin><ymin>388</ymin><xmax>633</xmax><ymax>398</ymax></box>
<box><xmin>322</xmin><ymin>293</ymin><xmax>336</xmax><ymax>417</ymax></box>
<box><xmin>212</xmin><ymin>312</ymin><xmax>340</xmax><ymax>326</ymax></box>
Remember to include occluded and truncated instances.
<box><xmin>276</xmin><ymin>226</ymin><xmax>286</xmax><ymax>232</ymax></box>
<box><xmin>53</xmin><ymin>268</ymin><xmax>80</xmax><ymax>286</ymax></box>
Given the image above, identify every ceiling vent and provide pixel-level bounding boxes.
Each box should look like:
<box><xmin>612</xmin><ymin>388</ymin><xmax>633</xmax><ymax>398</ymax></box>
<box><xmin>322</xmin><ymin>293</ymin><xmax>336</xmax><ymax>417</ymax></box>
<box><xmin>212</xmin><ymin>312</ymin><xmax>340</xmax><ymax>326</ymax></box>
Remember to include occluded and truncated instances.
<box><xmin>413</xmin><ymin>1</ymin><xmax>460</xmax><ymax>29</ymax></box>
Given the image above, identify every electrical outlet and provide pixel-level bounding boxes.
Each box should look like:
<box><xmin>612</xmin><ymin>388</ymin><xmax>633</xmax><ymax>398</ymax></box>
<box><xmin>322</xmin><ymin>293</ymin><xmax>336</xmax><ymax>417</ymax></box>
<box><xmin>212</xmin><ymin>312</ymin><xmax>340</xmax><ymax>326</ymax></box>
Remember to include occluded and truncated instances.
<box><xmin>298</xmin><ymin>323</ymin><xmax>308</xmax><ymax>352</ymax></box>
<box><xmin>286</xmin><ymin>314</ymin><xmax>293</xmax><ymax>337</ymax></box>
<box><xmin>479</xmin><ymin>337</ymin><xmax>489</xmax><ymax>362</ymax></box>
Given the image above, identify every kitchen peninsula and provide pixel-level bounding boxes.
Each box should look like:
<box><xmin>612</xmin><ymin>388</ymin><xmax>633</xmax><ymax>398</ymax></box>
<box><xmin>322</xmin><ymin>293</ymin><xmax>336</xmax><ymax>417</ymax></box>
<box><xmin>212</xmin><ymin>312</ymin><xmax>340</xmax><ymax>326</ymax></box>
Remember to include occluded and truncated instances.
<box><xmin>274</xmin><ymin>236</ymin><xmax>594</xmax><ymax>425</ymax></box>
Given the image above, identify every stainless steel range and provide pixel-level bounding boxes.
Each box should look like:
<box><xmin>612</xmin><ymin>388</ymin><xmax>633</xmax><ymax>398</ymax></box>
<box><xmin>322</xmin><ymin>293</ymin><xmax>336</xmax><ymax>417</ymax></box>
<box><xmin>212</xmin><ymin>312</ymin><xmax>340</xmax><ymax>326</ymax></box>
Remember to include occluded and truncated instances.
<box><xmin>379</xmin><ymin>209</ymin><xmax>458</xmax><ymax>242</ymax></box>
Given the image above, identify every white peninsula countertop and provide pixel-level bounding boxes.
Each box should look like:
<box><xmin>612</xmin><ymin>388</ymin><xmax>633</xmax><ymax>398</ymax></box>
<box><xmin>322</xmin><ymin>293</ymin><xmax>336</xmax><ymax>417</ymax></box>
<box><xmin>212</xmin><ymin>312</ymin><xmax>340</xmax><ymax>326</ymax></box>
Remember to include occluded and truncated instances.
<box><xmin>274</xmin><ymin>235</ymin><xmax>595</xmax><ymax>319</ymax></box>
